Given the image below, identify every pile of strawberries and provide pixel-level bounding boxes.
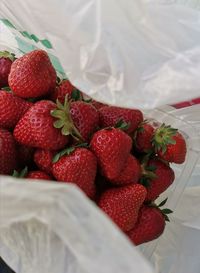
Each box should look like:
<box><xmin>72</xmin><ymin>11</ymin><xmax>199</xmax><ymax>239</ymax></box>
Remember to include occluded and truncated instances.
<box><xmin>0</xmin><ymin>49</ymin><xmax>187</xmax><ymax>245</ymax></box>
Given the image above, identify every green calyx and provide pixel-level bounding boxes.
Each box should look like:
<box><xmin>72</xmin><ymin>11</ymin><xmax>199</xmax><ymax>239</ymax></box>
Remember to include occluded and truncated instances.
<box><xmin>152</xmin><ymin>123</ymin><xmax>178</xmax><ymax>154</ymax></box>
<box><xmin>52</xmin><ymin>142</ymin><xmax>88</xmax><ymax>163</ymax></box>
<box><xmin>1</xmin><ymin>86</ymin><xmax>11</xmax><ymax>92</ymax></box>
<box><xmin>0</xmin><ymin>51</ymin><xmax>16</xmax><ymax>61</ymax></box>
<box><xmin>71</xmin><ymin>89</ymin><xmax>83</xmax><ymax>101</ymax></box>
<box><xmin>148</xmin><ymin>198</ymin><xmax>173</xmax><ymax>222</ymax></box>
<box><xmin>158</xmin><ymin>198</ymin><xmax>173</xmax><ymax>222</ymax></box>
<box><xmin>12</xmin><ymin>166</ymin><xmax>28</xmax><ymax>178</ymax></box>
<box><xmin>140</xmin><ymin>153</ymin><xmax>157</xmax><ymax>187</ymax></box>
<box><xmin>51</xmin><ymin>95</ymin><xmax>83</xmax><ymax>140</ymax></box>
<box><xmin>115</xmin><ymin>119</ymin><xmax>130</xmax><ymax>131</ymax></box>
<box><xmin>140</xmin><ymin>162</ymin><xmax>157</xmax><ymax>188</ymax></box>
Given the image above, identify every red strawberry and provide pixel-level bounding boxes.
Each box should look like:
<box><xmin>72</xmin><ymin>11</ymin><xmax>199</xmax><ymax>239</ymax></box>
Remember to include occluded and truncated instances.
<box><xmin>0</xmin><ymin>51</ymin><xmax>15</xmax><ymax>88</ymax></box>
<box><xmin>26</xmin><ymin>170</ymin><xmax>52</xmax><ymax>180</ymax></box>
<box><xmin>0</xmin><ymin>91</ymin><xmax>33</xmax><ymax>129</ymax></box>
<box><xmin>152</xmin><ymin>124</ymin><xmax>187</xmax><ymax>164</ymax></box>
<box><xmin>143</xmin><ymin>159</ymin><xmax>175</xmax><ymax>202</ymax></box>
<box><xmin>14</xmin><ymin>100</ymin><xmax>69</xmax><ymax>150</ymax></box>
<box><xmin>50</xmin><ymin>79</ymin><xmax>74</xmax><ymax>103</ymax></box>
<box><xmin>8</xmin><ymin>50</ymin><xmax>56</xmax><ymax>98</ymax></box>
<box><xmin>34</xmin><ymin>149</ymin><xmax>55</xmax><ymax>174</ymax></box>
<box><xmin>99</xmin><ymin>106</ymin><xmax>143</xmax><ymax>134</ymax></box>
<box><xmin>52</xmin><ymin>99</ymin><xmax>99</xmax><ymax>142</ymax></box>
<box><xmin>0</xmin><ymin>128</ymin><xmax>17</xmax><ymax>174</ymax></box>
<box><xmin>110</xmin><ymin>155</ymin><xmax>141</xmax><ymax>186</ymax></box>
<box><xmin>99</xmin><ymin>184</ymin><xmax>147</xmax><ymax>232</ymax></box>
<box><xmin>90</xmin><ymin>128</ymin><xmax>132</xmax><ymax>180</ymax></box>
<box><xmin>135</xmin><ymin>123</ymin><xmax>155</xmax><ymax>152</ymax></box>
<box><xmin>70</xmin><ymin>101</ymin><xmax>99</xmax><ymax>141</ymax></box>
<box><xmin>53</xmin><ymin>147</ymin><xmax>97</xmax><ymax>198</ymax></box>
<box><xmin>127</xmin><ymin>205</ymin><xmax>166</xmax><ymax>245</ymax></box>
<box><xmin>91</xmin><ymin>100</ymin><xmax>107</xmax><ymax>110</ymax></box>
<box><xmin>17</xmin><ymin>144</ymin><xmax>34</xmax><ymax>167</ymax></box>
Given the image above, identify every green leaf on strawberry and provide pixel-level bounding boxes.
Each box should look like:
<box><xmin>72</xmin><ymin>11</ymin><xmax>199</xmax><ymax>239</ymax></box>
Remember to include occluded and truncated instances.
<box><xmin>12</xmin><ymin>166</ymin><xmax>28</xmax><ymax>178</ymax></box>
<box><xmin>152</xmin><ymin>123</ymin><xmax>178</xmax><ymax>153</ymax></box>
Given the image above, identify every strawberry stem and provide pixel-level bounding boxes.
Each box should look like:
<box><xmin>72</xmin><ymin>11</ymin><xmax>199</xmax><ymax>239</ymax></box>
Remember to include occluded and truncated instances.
<box><xmin>0</xmin><ymin>51</ymin><xmax>16</xmax><ymax>61</ymax></box>
<box><xmin>12</xmin><ymin>166</ymin><xmax>28</xmax><ymax>178</ymax></box>
<box><xmin>51</xmin><ymin>95</ymin><xmax>83</xmax><ymax>140</ymax></box>
<box><xmin>152</xmin><ymin>123</ymin><xmax>178</xmax><ymax>154</ymax></box>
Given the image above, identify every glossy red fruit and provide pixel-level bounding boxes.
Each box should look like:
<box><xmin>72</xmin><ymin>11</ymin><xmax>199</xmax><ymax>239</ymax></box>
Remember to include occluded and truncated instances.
<box><xmin>145</xmin><ymin>159</ymin><xmax>175</xmax><ymax>201</ymax></box>
<box><xmin>157</xmin><ymin>132</ymin><xmax>187</xmax><ymax>164</ymax></box>
<box><xmin>99</xmin><ymin>106</ymin><xmax>143</xmax><ymax>134</ymax></box>
<box><xmin>34</xmin><ymin>149</ymin><xmax>55</xmax><ymax>175</ymax></box>
<box><xmin>14</xmin><ymin>100</ymin><xmax>69</xmax><ymax>150</ymax></box>
<box><xmin>152</xmin><ymin>124</ymin><xmax>187</xmax><ymax>164</ymax></box>
<box><xmin>127</xmin><ymin>206</ymin><xmax>165</xmax><ymax>245</ymax></box>
<box><xmin>90</xmin><ymin>128</ymin><xmax>132</xmax><ymax>180</ymax></box>
<box><xmin>0</xmin><ymin>91</ymin><xmax>33</xmax><ymax>129</ymax></box>
<box><xmin>53</xmin><ymin>148</ymin><xmax>97</xmax><ymax>198</ymax></box>
<box><xmin>70</xmin><ymin>101</ymin><xmax>99</xmax><ymax>142</ymax></box>
<box><xmin>26</xmin><ymin>171</ymin><xmax>52</xmax><ymax>180</ymax></box>
<box><xmin>0</xmin><ymin>128</ymin><xmax>17</xmax><ymax>174</ymax></box>
<box><xmin>135</xmin><ymin>123</ymin><xmax>155</xmax><ymax>152</ymax></box>
<box><xmin>51</xmin><ymin>99</ymin><xmax>99</xmax><ymax>142</ymax></box>
<box><xmin>99</xmin><ymin>184</ymin><xmax>147</xmax><ymax>232</ymax></box>
<box><xmin>8</xmin><ymin>50</ymin><xmax>56</xmax><ymax>98</ymax></box>
<box><xmin>91</xmin><ymin>100</ymin><xmax>107</xmax><ymax>110</ymax></box>
<box><xmin>50</xmin><ymin>80</ymin><xmax>74</xmax><ymax>103</ymax></box>
<box><xmin>0</xmin><ymin>51</ymin><xmax>15</xmax><ymax>88</ymax></box>
<box><xmin>110</xmin><ymin>155</ymin><xmax>141</xmax><ymax>186</ymax></box>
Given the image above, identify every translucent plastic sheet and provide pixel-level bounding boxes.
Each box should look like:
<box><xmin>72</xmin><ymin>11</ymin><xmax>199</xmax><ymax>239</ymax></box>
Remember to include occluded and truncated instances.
<box><xmin>0</xmin><ymin>177</ymin><xmax>154</xmax><ymax>273</ymax></box>
<box><xmin>1</xmin><ymin>0</ymin><xmax>200</xmax><ymax>109</ymax></box>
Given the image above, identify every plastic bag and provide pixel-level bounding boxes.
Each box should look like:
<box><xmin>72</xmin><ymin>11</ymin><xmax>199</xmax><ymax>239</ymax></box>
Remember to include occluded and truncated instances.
<box><xmin>0</xmin><ymin>177</ymin><xmax>154</xmax><ymax>273</ymax></box>
<box><xmin>142</xmin><ymin>105</ymin><xmax>200</xmax><ymax>273</ymax></box>
<box><xmin>1</xmin><ymin>0</ymin><xmax>200</xmax><ymax>109</ymax></box>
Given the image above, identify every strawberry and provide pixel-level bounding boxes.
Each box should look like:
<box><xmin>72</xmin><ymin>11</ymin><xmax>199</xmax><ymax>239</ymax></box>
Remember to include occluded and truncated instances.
<box><xmin>110</xmin><ymin>155</ymin><xmax>141</xmax><ymax>186</ymax></box>
<box><xmin>0</xmin><ymin>51</ymin><xmax>15</xmax><ymax>88</ymax></box>
<box><xmin>90</xmin><ymin>128</ymin><xmax>132</xmax><ymax>180</ymax></box>
<box><xmin>0</xmin><ymin>90</ymin><xmax>33</xmax><ymax>129</ymax></box>
<box><xmin>26</xmin><ymin>170</ymin><xmax>52</xmax><ymax>180</ymax></box>
<box><xmin>8</xmin><ymin>50</ymin><xmax>56</xmax><ymax>98</ymax></box>
<box><xmin>70</xmin><ymin>101</ymin><xmax>99</xmax><ymax>141</ymax></box>
<box><xmin>34</xmin><ymin>149</ymin><xmax>55</xmax><ymax>174</ymax></box>
<box><xmin>51</xmin><ymin>99</ymin><xmax>99</xmax><ymax>142</ymax></box>
<box><xmin>142</xmin><ymin>159</ymin><xmax>175</xmax><ymax>201</ymax></box>
<box><xmin>0</xmin><ymin>128</ymin><xmax>17</xmax><ymax>174</ymax></box>
<box><xmin>91</xmin><ymin>100</ymin><xmax>107</xmax><ymax>110</ymax></box>
<box><xmin>152</xmin><ymin>124</ymin><xmax>187</xmax><ymax>164</ymax></box>
<box><xmin>135</xmin><ymin>123</ymin><xmax>155</xmax><ymax>153</ymax></box>
<box><xmin>99</xmin><ymin>106</ymin><xmax>143</xmax><ymax>134</ymax></box>
<box><xmin>127</xmin><ymin>205</ymin><xmax>170</xmax><ymax>245</ymax></box>
<box><xmin>14</xmin><ymin>100</ymin><xmax>69</xmax><ymax>150</ymax></box>
<box><xmin>50</xmin><ymin>79</ymin><xmax>74</xmax><ymax>103</ymax></box>
<box><xmin>17</xmin><ymin>144</ymin><xmax>35</xmax><ymax>167</ymax></box>
<box><xmin>99</xmin><ymin>184</ymin><xmax>147</xmax><ymax>232</ymax></box>
<box><xmin>52</xmin><ymin>147</ymin><xmax>97</xmax><ymax>198</ymax></box>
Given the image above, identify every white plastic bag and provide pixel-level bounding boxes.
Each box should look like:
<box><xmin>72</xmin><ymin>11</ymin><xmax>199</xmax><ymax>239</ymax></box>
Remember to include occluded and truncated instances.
<box><xmin>1</xmin><ymin>0</ymin><xmax>200</xmax><ymax>109</ymax></box>
<box><xmin>0</xmin><ymin>177</ymin><xmax>154</xmax><ymax>273</ymax></box>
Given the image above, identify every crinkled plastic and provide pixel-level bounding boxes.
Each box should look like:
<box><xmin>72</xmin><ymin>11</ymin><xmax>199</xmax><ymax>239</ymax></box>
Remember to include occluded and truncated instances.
<box><xmin>1</xmin><ymin>0</ymin><xmax>200</xmax><ymax>109</ymax></box>
<box><xmin>141</xmin><ymin>104</ymin><xmax>200</xmax><ymax>273</ymax></box>
<box><xmin>0</xmin><ymin>177</ymin><xmax>154</xmax><ymax>273</ymax></box>
<box><xmin>1</xmin><ymin>1</ymin><xmax>200</xmax><ymax>273</ymax></box>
